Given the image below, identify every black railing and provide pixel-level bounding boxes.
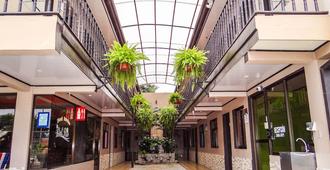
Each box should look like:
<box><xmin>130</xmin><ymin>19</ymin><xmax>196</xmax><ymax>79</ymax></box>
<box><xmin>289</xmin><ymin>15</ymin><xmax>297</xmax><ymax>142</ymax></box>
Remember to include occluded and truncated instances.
<box><xmin>0</xmin><ymin>0</ymin><xmax>133</xmax><ymax>111</ymax></box>
<box><xmin>179</xmin><ymin>0</ymin><xmax>321</xmax><ymax>114</ymax></box>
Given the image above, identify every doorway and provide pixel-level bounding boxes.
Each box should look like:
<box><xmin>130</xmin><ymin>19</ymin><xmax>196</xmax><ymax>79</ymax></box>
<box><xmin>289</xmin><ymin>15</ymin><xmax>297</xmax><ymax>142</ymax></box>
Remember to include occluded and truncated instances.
<box><xmin>251</xmin><ymin>71</ymin><xmax>313</xmax><ymax>170</ymax></box>
<box><xmin>223</xmin><ymin>113</ymin><xmax>232</xmax><ymax>170</ymax></box>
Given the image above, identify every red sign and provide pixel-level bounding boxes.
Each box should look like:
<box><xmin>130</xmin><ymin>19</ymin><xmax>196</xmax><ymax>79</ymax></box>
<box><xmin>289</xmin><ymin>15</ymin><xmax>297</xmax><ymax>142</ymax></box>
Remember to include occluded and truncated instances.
<box><xmin>65</xmin><ymin>107</ymin><xmax>74</xmax><ymax>120</ymax></box>
<box><xmin>76</xmin><ymin>106</ymin><xmax>86</xmax><ymax>121</ymax></box>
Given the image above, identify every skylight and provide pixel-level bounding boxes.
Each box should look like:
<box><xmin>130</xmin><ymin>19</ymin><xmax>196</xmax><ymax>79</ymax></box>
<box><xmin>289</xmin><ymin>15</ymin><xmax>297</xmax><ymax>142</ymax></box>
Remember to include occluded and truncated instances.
<box><xmin>113</xmin><ymin>0</ymin><xmax>203</xmax><ymax>92</ymax></box>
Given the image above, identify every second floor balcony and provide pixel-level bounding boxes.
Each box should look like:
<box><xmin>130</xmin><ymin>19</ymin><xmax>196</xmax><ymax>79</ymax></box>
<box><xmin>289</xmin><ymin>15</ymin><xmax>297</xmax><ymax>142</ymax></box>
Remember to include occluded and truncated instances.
<box><xmin>178</xmin><ymin>0</ymin><xmax>330</xmax><ymax>116</ymax></box>
<box><xmin>0</xmin><ymin>0</ymin><xmax>133</xmax><ymax>113</ymax></box>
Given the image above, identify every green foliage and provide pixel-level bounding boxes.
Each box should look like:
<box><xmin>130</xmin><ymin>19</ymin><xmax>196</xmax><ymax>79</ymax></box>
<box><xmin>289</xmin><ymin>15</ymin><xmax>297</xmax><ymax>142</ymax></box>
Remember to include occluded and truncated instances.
<box><xmin>174</xmin><ymin>47</ymin><xmax>207</xmax><ymax>87</ymax></box>
<box><xmin>138</xmin><ymin>137</ymin><xmax>176</xmax><ymax>154</ymax></box>
<box><xmin>162</xmin><ymin>138</ymin><xmax>177</xmax><ymax>153</ymax></box>
<box><xmin>138</xmin><ymin>136</ymin><xmax>162</xmax><ymax>154</ymax></box>
<box><xmin>0</xmin><ymin>114</ymin><xmax>14</xmax><ymax>131</ymax></box>
<box><xmin>136</xmin><ymin>104</ymin><xmax>155</xmax><ymax>132</ymax></box>
<box><xmin>130</xmin><ymin>94</ymin><xmax>149</xmax><ymax>112</ymax></box>
<box><xmin>140</xmin><ymin>84</ymin><xmax>158</xmax><ymax>93</ymax></box>
<box><xmin>168</xmin><ymin>92</ymin><xmax>184</xmax><ymax>104</ymax></box>
<box><xmin>159</xmin><ymin>105</ymin><xmax>178</xmax><ymax>137</ymax></box>
<box><xmin>104</xmin><ymin>41</ymin><xmax>149</xmax><ymax>90</ymax></box>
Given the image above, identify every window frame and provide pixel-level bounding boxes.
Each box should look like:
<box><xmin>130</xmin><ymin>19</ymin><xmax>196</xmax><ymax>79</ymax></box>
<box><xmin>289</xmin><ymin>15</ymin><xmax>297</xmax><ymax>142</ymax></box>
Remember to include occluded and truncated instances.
<box><xmin>233</xmin><ymin>106</ymin><xmax>247</xmax><ymax>149</ymax></box>
<box><xmin>210</xmin><ymin>118</ymin><xmax>219</xmax><ymax>148</ymax></box>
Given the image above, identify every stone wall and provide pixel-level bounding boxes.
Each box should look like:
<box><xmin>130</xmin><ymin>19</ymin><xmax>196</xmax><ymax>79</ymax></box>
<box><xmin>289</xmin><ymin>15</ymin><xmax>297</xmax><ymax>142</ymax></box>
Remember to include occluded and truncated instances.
<box><xmin>198</xmin><ymin>152</ymin><xmax>225</xmax><ymax>170</ymax></box>
<box><xmin>99</xmin><ymin>153</ymin><xmax>110</xmax><ymax>170</ymax></box>
<box><xmin>232</xmin><ymin>157</ymin><xmax>252</xmax><ymax>170</ymax></box>
<box><xmin>110</xmin><ymin>151</ymin><xmax>125</xmax><ymax>167</ymax></box>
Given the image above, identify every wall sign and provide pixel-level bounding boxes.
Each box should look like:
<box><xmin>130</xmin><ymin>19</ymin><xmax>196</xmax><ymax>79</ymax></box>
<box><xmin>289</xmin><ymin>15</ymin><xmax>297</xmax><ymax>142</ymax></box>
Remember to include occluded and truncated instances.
<box><xmin>274</xmin><ymin>126</ymin><xmax>286</xmax><ymax>138</ymax></box>
<box><xmin>37</xmin><ymin>112</ymin><xmax>50</xmax><ymax>128</ymax></box>
<box><xmin>65</xmin><ymin>107</ymin><xmax>74</xmax><ymax>120</ymax></box>
<box><xmin>76</xmin><ymin>106</ymin><xmax>86</xmax><ymax>121</ymax></box>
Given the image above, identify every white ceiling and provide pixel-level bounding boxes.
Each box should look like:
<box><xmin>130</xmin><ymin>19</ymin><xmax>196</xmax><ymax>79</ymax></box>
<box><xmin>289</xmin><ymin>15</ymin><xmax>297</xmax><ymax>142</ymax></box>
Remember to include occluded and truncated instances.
<box><xmin>211</xmin><ymin>57</ymin><xmax>287</xmax><ymax>91</ymax></box>
<box><xmin>0</xmin><ymin>52</ymin><xmax>93</xmax><ymax>86</ymax></box>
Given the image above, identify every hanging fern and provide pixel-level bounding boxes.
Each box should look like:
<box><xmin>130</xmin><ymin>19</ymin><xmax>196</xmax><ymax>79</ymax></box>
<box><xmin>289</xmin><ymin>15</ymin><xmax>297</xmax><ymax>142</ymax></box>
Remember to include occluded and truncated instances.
<box><xmin>168</xmin><ymin>92</ymin><xmax>184</xmax><ymax>105</ymax></box>
<box><xmin>130</xmin><ymin>93</ymin><xmax>150</xmax><ymax>112</ymax></box>
<box><xmin>173</xmin><ymin>47</ymin><xmax>207</xmax><ymax>89</ymax></box>
<box><xmin>104</xmin><ymin>41</ymin><xmax>148</xmax><ymax>90</ymax></box>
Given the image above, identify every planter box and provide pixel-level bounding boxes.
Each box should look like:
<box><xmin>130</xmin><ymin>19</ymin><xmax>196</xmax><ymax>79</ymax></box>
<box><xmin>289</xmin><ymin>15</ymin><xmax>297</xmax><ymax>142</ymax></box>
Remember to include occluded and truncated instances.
<box><xmin>136</xmin><ymin>153</ymin><xmax>177</xmax><ymax>165</ymax></box>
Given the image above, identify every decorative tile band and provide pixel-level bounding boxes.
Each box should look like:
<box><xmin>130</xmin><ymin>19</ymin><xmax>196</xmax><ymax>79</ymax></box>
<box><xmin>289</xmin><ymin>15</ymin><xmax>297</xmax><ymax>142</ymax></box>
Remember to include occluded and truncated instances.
<box><xmin>100</xmin><ymin>154</ymin><xmax>110</xmax><ymax>170</ymax></box>
<box><xmin>232</xmin><ymin>157</ymin><xmax>252</xmax><ymax>170</ymax></box>
<box><xmin>110</xmin><ymin>151</ymin><xmax>125</xmax><ymax>167</ymax></box>
<box><xmin>198</xmin><ymin>152</ymin><xmax>225</xmax><ymax>170</ymax></box>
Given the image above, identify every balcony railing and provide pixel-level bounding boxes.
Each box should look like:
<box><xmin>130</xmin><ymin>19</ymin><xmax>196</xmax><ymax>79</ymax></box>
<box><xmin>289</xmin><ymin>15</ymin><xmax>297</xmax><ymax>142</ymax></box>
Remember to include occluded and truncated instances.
<box><xmin>0</xmin><ymin>0</ymin><xmax>132</xmax><ymax>112</ymax></box>
<box><xmin>179</xmin><ymin>0</ymin><xmax>322</xmax><ymax>115</ymax></box>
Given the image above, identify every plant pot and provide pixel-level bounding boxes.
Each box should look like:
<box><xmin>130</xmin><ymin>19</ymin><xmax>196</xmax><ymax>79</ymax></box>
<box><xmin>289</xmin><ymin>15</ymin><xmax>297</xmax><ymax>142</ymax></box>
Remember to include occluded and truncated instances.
<box><xmin>175</xmin><ymin>99</ymin><xmax>182</xmax><ymax>105</ymax></box>
<box><xmin>117</xmin><ymin>62</ymin><xmax>131</xmax><ymax>72</ymax></box>
<box><xmin>185</xmin><ymin>65</ymin><xmax>193</xmax><ymax>72</ymax></box>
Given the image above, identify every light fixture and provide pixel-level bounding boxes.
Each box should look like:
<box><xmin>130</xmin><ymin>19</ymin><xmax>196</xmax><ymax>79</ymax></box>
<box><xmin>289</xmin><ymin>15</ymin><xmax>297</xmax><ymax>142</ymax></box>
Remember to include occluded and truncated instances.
<box><xmin>36</xmin><ymin>69</ymin><xmax>42</xmax><ymax>73</ymax></box>
<box><xmin>244</xmin><ymin>75</ymin><xmax>249</xmax><ymax>79</ymax></box>
<box><xmin>88</xmin><ymin>94</ymin><xmax>92</xmax><ymax>97</ymax></box>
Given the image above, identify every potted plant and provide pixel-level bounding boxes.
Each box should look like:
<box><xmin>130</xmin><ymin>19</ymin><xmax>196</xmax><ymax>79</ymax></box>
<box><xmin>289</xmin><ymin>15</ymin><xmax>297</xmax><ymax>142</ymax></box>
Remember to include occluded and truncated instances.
<box><xmin>173</xmin><ymin>47</ymin><xmax>207</xmax><ymax>86</ymax></box>
<box><xmin>158</xmin><ymin>105</ymin><xmax>178</xmax><ymax>137</ymax></box>
<box><xmin>104</xmin><ymin>41</ymin><xmax>148</xmax><ymax>90</ymax></box>
<box><xmin>131</xmin><ymin>94</ymin><xmax>149</xmax><ymax>112</ymax></box>
<box><xmin>168</xmin><ymin>92</ymin><xmax>184</xmax><ymax>105</ymax></box>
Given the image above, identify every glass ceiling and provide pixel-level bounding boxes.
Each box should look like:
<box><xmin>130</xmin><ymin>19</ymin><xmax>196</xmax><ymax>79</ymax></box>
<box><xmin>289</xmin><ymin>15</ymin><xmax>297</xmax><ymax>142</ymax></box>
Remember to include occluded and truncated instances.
<box><xmin>113</xmin><ymin>0</ymin><xmax>203</xmax><ymax>92</ymax></box>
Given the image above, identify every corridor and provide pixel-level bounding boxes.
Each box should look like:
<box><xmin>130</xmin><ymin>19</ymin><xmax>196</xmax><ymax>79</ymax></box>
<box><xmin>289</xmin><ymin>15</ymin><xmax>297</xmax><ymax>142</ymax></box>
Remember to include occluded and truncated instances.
<box><xmin>108</xmin><ymin>162</ymin><xmax>210</xmax><ymax>170</ymax></box>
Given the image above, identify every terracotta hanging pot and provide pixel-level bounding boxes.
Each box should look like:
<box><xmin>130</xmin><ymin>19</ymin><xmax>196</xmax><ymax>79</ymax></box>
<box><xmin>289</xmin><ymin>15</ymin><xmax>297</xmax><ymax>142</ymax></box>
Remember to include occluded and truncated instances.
<box><xmin>175</xmin><ymin>99</ymin><xmax>182</xmax><ymax>105</ymax></box>
<box><xmin>117</xmin><ymin>62</ymin><xmax>131</xmax><ymax>72</ymax></box>
<box><xmin>185</xmin><ymin>65</ymin><xmax>193</xmax><ymax>72</ymax></box>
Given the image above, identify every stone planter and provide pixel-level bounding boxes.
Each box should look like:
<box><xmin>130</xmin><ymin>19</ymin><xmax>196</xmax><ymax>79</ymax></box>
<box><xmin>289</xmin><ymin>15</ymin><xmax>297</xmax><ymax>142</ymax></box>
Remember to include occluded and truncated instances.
<box><xmin>136</xmin><ymin>153</ymin><xmax>177</xmax><ymax>165</ymax></box>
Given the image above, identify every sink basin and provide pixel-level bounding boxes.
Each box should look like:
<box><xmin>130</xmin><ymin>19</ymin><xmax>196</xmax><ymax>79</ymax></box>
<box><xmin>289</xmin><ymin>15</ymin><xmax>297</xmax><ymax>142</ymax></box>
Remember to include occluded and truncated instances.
<box><xmin>280</xmin><ymin>152</ymin><xmax>316</xmax><ymax>170</ymax></box>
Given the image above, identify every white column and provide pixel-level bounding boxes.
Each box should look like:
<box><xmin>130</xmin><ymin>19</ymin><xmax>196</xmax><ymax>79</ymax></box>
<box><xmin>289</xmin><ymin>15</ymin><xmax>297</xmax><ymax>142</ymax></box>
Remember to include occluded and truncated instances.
<box><xmin>10</xmin><ymin>91</ymin><xmax>34</xmax><ymax>170</ymax></box>
<box><xmin>304</xmin><ymin>60</ymin><xmax>330</xmax><ymax>170</ymax></box>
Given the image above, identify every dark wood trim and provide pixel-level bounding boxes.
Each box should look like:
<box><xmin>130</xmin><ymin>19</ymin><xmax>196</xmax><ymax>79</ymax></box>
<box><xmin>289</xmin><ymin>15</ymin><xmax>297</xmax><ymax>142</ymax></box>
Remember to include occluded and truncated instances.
<box><xmin>320</xmin><ymin>61</ymin><xmax>330</xmax><ymax>139</ymax></box>
<box><xmin>232</xmin><ymin>106</ymin><xmax>247</xmax><ymax>149</ymax></box>
<box><xmin>189</xmin><ymin>0</ymin><xmax>210</xmax><ymax>48</ymax></box>
<box><xmin>102</xmin><ymin>0</ymin><xmax>125</xmax><ymax>44</ymax></box>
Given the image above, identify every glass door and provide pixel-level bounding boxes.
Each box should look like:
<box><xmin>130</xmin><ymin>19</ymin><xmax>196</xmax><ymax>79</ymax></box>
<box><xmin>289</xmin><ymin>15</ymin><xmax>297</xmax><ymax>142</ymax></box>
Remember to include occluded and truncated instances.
<box><xmin>252</xmin><ymin>94</ymin><xmax>270</xmax><ymax>170</ymax></box>
<box><xmin>252</xmin><ymin>71</ymin><xmax>314</xmax><ymax>170</ymax></box>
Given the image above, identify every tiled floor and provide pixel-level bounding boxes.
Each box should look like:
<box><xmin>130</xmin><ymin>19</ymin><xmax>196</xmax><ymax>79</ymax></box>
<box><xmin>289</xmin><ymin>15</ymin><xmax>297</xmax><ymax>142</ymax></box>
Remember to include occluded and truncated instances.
<box><xmin>108</xmin><ymin>161</ymin><xmax>210</xmax><ymax>170</ymax></box>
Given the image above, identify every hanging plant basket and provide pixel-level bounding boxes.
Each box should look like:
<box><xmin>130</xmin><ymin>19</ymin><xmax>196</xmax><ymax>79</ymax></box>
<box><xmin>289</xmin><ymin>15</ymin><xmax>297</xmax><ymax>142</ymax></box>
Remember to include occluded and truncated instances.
<box><xmin>117</xmin><ymin>62</ymin><xmax>131</xmax><ymax>72</ymax></box>
<box><xmin>104</xmin><ymin>41</ymin><xmax>149</xmax><ymax>90</ymax></box>
<box><xmin>184</xmin><ymin>64</ymin><xmax>194</xmax><ymax>73</ymax></box>
<box><xmin>174</xmin><ymin>47</ymin><xmax>207</xmax><ymax>87</ymax></box>
<box><xmin>169</xmin><ymin>92</ymin><xmax>184</xmax><ymax>105</ymax></box>
<box><xmin>175</xmin><ymin>99</ymin><xmax>183</xmax><ymax>105</ymax></box>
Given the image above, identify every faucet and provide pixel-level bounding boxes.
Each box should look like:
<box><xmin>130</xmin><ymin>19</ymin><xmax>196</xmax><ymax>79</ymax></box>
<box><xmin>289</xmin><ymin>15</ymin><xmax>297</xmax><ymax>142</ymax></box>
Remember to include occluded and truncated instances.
<box><xmin>296</xmin><ymin>138</ymin><xmax>309</xmax><ymax>153</ymax></box>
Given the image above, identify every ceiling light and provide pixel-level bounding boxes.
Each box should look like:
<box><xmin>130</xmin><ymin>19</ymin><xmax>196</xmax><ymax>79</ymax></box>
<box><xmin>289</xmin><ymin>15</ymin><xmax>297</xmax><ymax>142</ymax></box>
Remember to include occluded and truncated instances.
<box><xmin>88</xmin><ymin>94</ymin><xmax>92</xmax><ymax>97</ymax></box>
<box><xmin>244</xmin><ymin>75</ymin><xmax>249</xmax><ymax>79</ymax></box>
<box><xmin>36</xmin><ymin>69</ymin><xmax>42</xmax><ymax>73</ymax></box>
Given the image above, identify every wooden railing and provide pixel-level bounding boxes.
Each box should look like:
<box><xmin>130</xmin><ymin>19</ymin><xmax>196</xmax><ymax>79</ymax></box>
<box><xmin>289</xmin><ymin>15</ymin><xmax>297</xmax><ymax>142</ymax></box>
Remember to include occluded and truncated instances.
<box><xmin>179</xmin><ymin>0</ymin><xmax>322</xmax><ymax>115</ymax></box>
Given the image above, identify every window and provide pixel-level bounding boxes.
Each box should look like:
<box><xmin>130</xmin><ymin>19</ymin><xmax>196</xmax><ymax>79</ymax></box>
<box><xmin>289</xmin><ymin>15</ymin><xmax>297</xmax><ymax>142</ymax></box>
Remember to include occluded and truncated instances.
<box><xmin>199</xmin><ymin>125</ymin><xmax>205</xmax><ymax>148</ymax></box>
<box><xmin>29</xmin><ymin>95</ymin><xmax>101</xmax><ymax>169</ymax></box>
<box><xmin>0</xmin><ymin>94</ymin><xmax>17</xmax><ymax>169</ymax></box>
<box><xmin>103</xmin><ymin>123</ymin><xmax>109</xmax><ymax>149</ymax></box>
<box><xmin>210</xmin><ymin>119</ymin><xmax>218</xmax><ymax>148</ymax></box>
<box><xmin>233</xmin><ymin>106</ymin><xmax>247</xmax><ymax>149</ymax></box>
<box><xmin>114</xmin><ymin>127</ymin><xmax>118</xmax><ymax>148</ymax></box>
